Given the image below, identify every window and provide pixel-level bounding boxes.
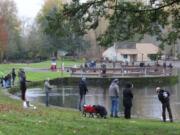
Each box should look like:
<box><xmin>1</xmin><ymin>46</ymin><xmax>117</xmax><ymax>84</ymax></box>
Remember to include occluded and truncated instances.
<box><xmin>123</xmin><ymin>54</ymin><xmax>128</xmax><ymax>59</ymax></box>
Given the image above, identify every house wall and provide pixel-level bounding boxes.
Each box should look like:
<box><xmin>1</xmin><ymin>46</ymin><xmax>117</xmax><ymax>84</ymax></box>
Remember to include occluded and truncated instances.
<box><xmin>136</xmin><ymin>43</ymin><xmax>159</xmax><ymax>61</ymax></box>
<box><xmin>117</xmin><ymin>53</ymin><xmax>130</xmax><ymax>62</ymax></box>
<box><xmin>102</xmin><ymin>46</ymin><xmax>116</xmax><ymax>60</ymax></box>
<box><xmin>103</xmin><ymin>43</ymin><xmax>159</xmax><ymax>62</ymax></box>
<box><xmin>103</xmin><ymin>47</ymin><xmax>132</xmax><ymax>62</ymax></box>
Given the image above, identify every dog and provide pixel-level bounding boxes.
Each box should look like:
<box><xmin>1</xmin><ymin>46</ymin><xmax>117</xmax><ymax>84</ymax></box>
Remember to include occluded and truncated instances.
<box><xmin>93</xmin><ymin>105</ymin><xmax>107</xmax><ymax>118</ymax></box>
<box><xmin>82</xmin><ymin>104</ymin><xmax>107</xmax><ymax>118</ymax></box>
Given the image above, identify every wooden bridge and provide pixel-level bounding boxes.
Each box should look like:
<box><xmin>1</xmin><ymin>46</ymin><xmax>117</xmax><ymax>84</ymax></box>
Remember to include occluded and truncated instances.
<box><xmin>70</xmin><ymin>66</ymin><xmax>173</xmax><ymax>78</ymax></box>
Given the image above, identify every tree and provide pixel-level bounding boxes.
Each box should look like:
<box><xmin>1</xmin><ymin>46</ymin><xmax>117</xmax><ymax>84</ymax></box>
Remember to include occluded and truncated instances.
<box><xmin>0</xmin><ymin>0</ymin><xmax>21</xmax><ymax>61</ymax></box>
<box><xmin>148</xmin><ymin>53</ymin><xmax>161</xmax><ymax>61</ymax></box>
<box><xmin>20</xmin><ymin>22</ymin><xmax>47</xmax><ymax>60</ymax></box>
<box><xmin>37</xmin><ymin>0</ymin><xmax>89</xmax><ymax>58</ymax></box>
<box><xmin>0</xmin><ymin>17</ymin><xmax>8</xmax><ymax>62</ymax></box>
<box><xmin>62</xmin><ymin>0</ymin><xmax>180</xmax><ymax>47</ymax></box>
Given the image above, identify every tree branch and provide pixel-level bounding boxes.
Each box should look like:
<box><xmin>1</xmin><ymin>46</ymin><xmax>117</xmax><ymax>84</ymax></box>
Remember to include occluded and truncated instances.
<box><xmin>107</xmin><ymin>0</ymin><xmax>180</xmax><ymax>12</ymax></box>
<box><xmin>63</xmin><ymin>0</ymin><xmax>106</xmax><ymax>16</ymax></box>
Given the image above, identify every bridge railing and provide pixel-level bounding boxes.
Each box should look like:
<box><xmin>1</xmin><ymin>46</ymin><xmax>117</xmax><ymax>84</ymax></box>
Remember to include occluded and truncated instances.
<box><xmin>70</xmin><ymin>66</ymin><xmax>174</xmax><ymax>77</ymax></box>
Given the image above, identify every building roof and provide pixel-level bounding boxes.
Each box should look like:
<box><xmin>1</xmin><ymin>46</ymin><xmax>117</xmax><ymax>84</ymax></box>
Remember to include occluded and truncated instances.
<box><xmin>117</xmin><ymin>49</ymin><xmax>138</xmax><ymax>54</ymax></box>
<box><xmin>136</xmin><ymin>43</ymin><xmax>159</xmax><ymax>54</ymax></box>
<box><xmin>115</xmin><ymin>42</ymin><xmax>136</xmax><ymax>49</ymax></box>
<box><xmin>115</xmin><ymin>42</ymin><xmax>159</xmax><ymax>54</ymax></box>
<box><xmin>103</xmin><ymin>42</ymin><xmax>159</xmax><ymax>56</ymax></box>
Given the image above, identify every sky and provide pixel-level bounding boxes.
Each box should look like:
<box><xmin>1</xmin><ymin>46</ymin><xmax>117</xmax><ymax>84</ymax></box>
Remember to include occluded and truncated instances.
<box><xmin>14</xmin><ymin>0</ymin><xmax>88</xmax><ymax>19</ymax></box>
<box><xmin>14</xmin><ymin>0</ymin><xmax>44</xmax><ymax>19</ymax></box>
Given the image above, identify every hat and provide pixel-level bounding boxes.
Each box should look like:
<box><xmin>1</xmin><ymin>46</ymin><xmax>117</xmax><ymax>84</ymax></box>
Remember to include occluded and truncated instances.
<box><xmin>156</xmin><ymin>87</ymin><xmax>161</xmax><ymax>92</ymax></box>
<box><xmin>82</xmin><ymin>77</ymin><xmax>86</xmax><ymax>81</ymax></box>
<box><xmin>113</xmin><ymin>79</ymin><xmax>119</xmax><ymax>83</ymax></box>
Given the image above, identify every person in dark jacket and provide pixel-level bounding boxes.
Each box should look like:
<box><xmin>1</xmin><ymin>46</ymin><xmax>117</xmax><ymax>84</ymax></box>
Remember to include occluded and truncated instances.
<box><xmin>79</xmin><ymin>77</ymin><xmax>88</xmax><ymax>111</ymax></box>
<box><xmin>11</xmin><ymin>68</ymin><xmax>16</xmax><ymax>85</ymax></box>
<box><xmin>19</xmin><ymin>69</ymin><xmax>28</xmax><ymax>108</ymax></box>
<box><xmin>123</xmin><ymin>83</ymin><xmax>133</xmax><ymax>119</ymax></box>
<box><xmin>156</xmin><ymin>87</ymin><xmax>173</xmax><ymax>122</ymax></box>
<box><xmin>101</xmin><ymin>63</ymin><xmax>106</xmax><ymax>77</ymax></box>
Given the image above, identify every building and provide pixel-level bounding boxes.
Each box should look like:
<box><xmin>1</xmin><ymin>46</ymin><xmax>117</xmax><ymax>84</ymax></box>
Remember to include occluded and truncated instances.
<box><xmin>102</xmin><ymin>42</ymin><xmax>159</xmax><ymax>62</ymax></box>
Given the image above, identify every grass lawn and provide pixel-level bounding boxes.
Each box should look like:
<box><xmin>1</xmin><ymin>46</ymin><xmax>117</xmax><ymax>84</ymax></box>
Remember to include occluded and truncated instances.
<box><xmin>0</xmin><ymin>59</ymin><xmax>82</xmax><ymax>81</ymax></box>
<box><xmin>26</xmin><ymin>71</ymin><xmax>70</xmax><ymax>81</ymax></box>
<box><xmin>26</xmin><ymin>59</ymin><xmax>83</xmax><ymax>68</ymax></box>
<box><xmin>0</xmin><ymin>89</ymin><xmax>180</xmax><ymax>135</ymax></box>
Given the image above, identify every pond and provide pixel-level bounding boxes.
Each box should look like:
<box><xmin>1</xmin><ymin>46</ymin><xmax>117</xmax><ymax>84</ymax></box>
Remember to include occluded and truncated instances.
<box><xmin>26</xmin><ymin>80</ymin><xmax>180</xmax><ymax>121</ymax></box>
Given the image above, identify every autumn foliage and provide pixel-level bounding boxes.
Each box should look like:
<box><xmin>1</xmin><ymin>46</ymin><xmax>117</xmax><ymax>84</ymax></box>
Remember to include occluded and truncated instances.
<box><xmin>0</xmin><ymin>17</ymin><xmax>8</xmax><ymax>61</ymax></box>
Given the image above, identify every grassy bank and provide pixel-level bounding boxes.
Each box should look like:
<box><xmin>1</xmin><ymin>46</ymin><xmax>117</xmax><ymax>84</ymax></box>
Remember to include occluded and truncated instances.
<box><xmin>0</xmin><ymin>60</ymin><xmax>82</xmax><ymax>81</ymax></box>
<box><xmin>0</xmin><ymin>59</ymin><xmax>82</xmax><ymax>72</ymax></box>
<box><xmin>0</xmin><ymin>88</ymin><xmax>180</xmax><ymax>135</ymax></box>
<box><xmin>26</xmin><ymin>71</ymin><xmax>70</xmax><ymax>81</ymax></box>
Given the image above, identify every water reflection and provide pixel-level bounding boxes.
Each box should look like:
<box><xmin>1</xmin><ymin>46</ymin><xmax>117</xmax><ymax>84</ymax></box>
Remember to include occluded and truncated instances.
<box><xmin>26</xmin><ymin>84</ymin><xmax>180</xmax><ymax>120</ymax></box>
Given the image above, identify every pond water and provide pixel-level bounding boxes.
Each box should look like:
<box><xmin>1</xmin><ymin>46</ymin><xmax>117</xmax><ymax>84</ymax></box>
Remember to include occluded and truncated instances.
<box><xmin>26</xmin><ymin>80</ymin><xmax>180</xmax><ymax>120</ymax></box>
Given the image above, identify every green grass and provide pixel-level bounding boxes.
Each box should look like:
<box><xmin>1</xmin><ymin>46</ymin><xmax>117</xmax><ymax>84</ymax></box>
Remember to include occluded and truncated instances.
<box><xmin>26</xmin><ymin>71</ymin><xmax>70</xmax><ymax>81</ymax></box>
<box><xmin>0</xmin><ymin>58</ymin><xmax>180</xmax><ymax>134</ymax></box>
<box><xmin>0</xmin><ymin>89</ymin><xmax>180</xmax><ymax>135</ymax></box>
<box><xmin>26</xmin><ymin>59</ymin><xmax>83</xmax><ymax>68</ymax></box>
<box><xmin>1</xmin><ymin>60</ymin><xmax>180</xmax><ymax>134</ymax></box>
<box><xmin>0</xmin><ymin>59</ymin><xmax>81</xmax><ymax>81</ymax></box>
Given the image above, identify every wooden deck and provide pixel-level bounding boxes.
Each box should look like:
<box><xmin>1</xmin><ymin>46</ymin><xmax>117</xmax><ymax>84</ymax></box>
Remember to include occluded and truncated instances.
<box><xmin>70</xmin><ymin>66</ymin><xmax>173</xmax><ymax>78</ymax></box>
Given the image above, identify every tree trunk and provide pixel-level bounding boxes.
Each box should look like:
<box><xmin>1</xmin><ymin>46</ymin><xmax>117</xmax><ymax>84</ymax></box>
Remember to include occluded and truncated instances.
<box><xmin>0</xmin><ymin>50</ymin><xmax>4</xmax><ymax>63</ymax></box>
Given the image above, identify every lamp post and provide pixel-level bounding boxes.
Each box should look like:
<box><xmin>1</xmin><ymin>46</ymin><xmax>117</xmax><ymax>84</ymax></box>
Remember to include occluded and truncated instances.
<box><xmin>112</xmin><ymin>43</ymin><xmax>117</xmax><ymax>69</ymax></box>
<box><xmin>114</xmin><ymin>42</ymin><xmax>117</xmax><ymax>61</ymax></box>
<box><xmin>141</xmin><ymin>53</ymin><xmax>144</xmax><ymax>62</ymax></box>
<box><xmin>61</xmin><ymin>62</ymin><xmax>64</xmax><ymax>77</ymax></box>
<box><xmin>173</xmin><ymin>40</ymin><xmax>177</xmax><ymax>60</ymax></box>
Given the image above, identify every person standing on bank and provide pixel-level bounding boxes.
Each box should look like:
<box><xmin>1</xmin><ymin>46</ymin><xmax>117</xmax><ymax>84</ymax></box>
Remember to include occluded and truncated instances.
<box><xmin>156</xmin><ymin>87</ymin><xmax>173</xmax><ymax>122</ymax></box>
<box><xmin>44</xmin><ymin>78</ymin><xmax>53</xmax><ymax>107</ymax></box>
<box><xmin>123</xmin><ymin>83</ymin><xmax>133</xmax><ymax>119</ymax></box>
<box><xmin>109</xmin><ymin>79</ymin><xmax>120</xmax><ymax>117</ymax></box>
<box><xmin>11</xmin><ymin>68</ymin><xmax>16</xmax><ymax>85</ymax></box>
<box><xmin>79</xmin><ymin>77</ymin><xmax>88</xmax><ymax>111</ymax></box>
<box><xmin>19</xmin><ymin>69</ymin><xmax>28</xmax><ymax>108</ymax></box>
